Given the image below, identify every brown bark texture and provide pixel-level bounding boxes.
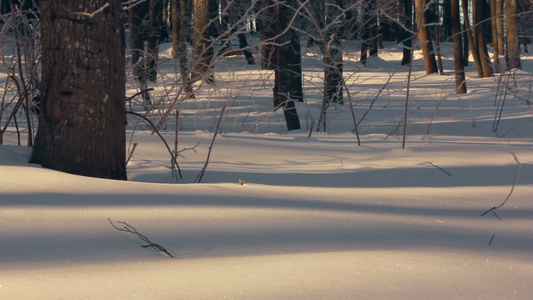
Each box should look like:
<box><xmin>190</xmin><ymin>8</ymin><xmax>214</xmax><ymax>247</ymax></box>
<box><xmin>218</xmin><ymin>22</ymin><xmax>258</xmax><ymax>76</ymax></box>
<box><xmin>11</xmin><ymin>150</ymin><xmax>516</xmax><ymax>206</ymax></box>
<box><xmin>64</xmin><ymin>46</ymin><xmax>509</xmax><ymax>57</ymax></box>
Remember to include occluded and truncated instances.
<box><xmin>31</xmin><ymin>0</ymin><xmax>127</xmax><ymax>180</ymax></box>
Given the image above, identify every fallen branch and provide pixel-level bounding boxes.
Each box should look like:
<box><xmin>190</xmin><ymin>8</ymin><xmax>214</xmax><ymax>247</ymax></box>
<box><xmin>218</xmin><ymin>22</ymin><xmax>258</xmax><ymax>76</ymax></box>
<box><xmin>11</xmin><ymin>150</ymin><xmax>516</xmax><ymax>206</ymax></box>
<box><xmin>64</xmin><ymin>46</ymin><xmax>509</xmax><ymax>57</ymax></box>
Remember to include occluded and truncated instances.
<box><xmin>481</xmin><ymin>152</ymin><xmax>521</xmax><ymax>220</ymax></box>
<box><xmin>109</xmin><ymin>218</ymin><xmax>174</xmax><ymax>258</ymax></box>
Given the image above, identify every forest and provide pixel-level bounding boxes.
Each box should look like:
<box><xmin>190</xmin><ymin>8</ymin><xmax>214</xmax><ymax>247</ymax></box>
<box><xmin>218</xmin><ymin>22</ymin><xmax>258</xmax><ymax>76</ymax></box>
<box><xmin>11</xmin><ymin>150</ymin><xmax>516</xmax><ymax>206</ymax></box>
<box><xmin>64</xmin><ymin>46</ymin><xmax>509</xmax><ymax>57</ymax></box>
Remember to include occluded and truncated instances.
<box><xmin>1</xmin><ymin>1</ymin><xmax>533</xmax><ymax>299</ymax></box>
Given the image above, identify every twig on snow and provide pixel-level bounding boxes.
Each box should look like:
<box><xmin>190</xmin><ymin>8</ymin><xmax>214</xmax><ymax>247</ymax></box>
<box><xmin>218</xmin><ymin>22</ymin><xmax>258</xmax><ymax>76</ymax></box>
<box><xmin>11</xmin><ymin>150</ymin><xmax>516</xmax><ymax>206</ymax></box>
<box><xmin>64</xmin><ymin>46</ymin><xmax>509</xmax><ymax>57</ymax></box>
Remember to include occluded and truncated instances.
<box><xmin>426</xmin><ymin>162</ymin><xmax>452</xmax><ymax>176</ymax></box>
<box><xmin>481</xmin><ymin>152</ymin><xmax>521</xmax><ymax>220</ymax></box>
<box><xmin>108</xmin><ymin>218</ymin><xmax>174</xmax><ymax>258</ymax></box>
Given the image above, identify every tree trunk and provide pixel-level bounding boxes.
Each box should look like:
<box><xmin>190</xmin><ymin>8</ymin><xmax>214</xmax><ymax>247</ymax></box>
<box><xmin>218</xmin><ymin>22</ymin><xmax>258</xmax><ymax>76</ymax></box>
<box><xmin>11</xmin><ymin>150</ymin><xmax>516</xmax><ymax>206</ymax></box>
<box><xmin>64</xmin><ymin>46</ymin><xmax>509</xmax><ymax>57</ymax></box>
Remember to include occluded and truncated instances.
<box><xmin>490</xmin><ymin>0</ymin><xmax>500</xmax><ymax>72</ymax></box>
<box><xmin>473</xmin><ymin>0</ymin><xmax>493</xmax><ymax>77</ymax></box>
<box><xmin>323</xmin><ymin>0</ymin><xmax>344</xmax><ymax>105</ymax></box>
<box><xmin>361</xmin><ymin>0</ymin><xmax>378</xmax><ymax>65</ymax></box>
<box><xmin>148</xmin><ymin>0</ymin><xmax>163</xmax><ymax>82</ymax></box>
<box><xmin>31</xmin><ymin>0</ymin><xmax>127</xmax><ymax>180</ymax></box>
<box><xmin>260</xmin><ymin>0</ymin><xmax>277</xmax><ymax>70</ymax></box>
<box><xmin>505</xmin><ymin>0</ymin><xmax>521</xmax><ymax>69</ymax></box>
<box><xmin>273</xmin><ymin>0</ymin><xmax>301</xmax><ymax>131</ymax></box>
<box><xmin>191</xmin><ymin>0</ymin><xmax>215</xmax><ymax>83</ymax></box>
<box><xmin>415</xmin><ymin>0</ymin><xmax>438</xmax><ymax>74</ymax></box>
<box><xmin>496</xmin><ymin>0</ymin><xmax>504</xmax><ymax>52</ymax></box>
<box><xmin>451</xmin><ymin>0</ymin><xmax>467</xmax><ymax>93</ymax></box>
<box><xmin>462</xmin><ymin>0</ymin><xmax>484</xmax><ymax>77</ymax></box>
<box><xmin>172</xmin><ymin>0</ymin><xmax>193</xmax><ymax>95</ymax></box>
<box><xmin>399</xmin><ymin>0</ymin><xmax>413</xmax><ymax>65</ymax></box>
<box><xmin>129</xmin><ymin>0</ymin><xmax>148</xmax><ymax>83</ymax></box>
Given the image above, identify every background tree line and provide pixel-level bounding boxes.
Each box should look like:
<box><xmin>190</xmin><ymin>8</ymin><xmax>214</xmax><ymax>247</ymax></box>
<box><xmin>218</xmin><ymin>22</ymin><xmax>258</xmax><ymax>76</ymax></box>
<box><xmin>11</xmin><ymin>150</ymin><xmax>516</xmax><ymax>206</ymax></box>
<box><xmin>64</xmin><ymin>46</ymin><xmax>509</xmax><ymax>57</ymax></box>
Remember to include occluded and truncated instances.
<box><xmin>0</xmin><ymin>0</ymin><xmax>532</xmax><ymax>179</ymax></box>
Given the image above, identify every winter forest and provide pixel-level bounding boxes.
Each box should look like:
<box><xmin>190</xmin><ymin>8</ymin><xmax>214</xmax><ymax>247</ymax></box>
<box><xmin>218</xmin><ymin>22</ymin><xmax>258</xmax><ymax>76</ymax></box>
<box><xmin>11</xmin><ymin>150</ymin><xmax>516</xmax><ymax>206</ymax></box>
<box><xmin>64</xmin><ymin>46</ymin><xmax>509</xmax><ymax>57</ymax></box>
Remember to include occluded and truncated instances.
<box><xmin>1</xmin><ymin>0</ymin><xmax>533</xmax><ymax>299</ymax></box>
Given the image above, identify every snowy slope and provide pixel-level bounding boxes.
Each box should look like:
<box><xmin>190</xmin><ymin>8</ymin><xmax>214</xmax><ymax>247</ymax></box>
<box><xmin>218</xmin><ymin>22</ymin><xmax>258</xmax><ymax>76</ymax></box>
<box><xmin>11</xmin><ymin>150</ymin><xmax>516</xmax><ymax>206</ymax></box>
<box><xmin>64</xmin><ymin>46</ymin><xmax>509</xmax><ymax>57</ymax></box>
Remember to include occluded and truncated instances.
<box><xmin>1</xmin><ymin>42</ymin><xmax>533</xmax><ymax>299</ymax></box>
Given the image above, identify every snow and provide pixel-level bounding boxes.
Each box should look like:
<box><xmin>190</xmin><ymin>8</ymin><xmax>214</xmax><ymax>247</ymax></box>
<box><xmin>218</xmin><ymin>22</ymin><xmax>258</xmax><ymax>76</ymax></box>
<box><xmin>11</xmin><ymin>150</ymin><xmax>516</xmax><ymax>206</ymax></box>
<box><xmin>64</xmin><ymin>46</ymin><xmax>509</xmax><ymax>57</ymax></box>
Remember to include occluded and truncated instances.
<box><xmin>1</xmin><ymin>41</ymin><xmax>533</xmax><ymax>299</ymax></box>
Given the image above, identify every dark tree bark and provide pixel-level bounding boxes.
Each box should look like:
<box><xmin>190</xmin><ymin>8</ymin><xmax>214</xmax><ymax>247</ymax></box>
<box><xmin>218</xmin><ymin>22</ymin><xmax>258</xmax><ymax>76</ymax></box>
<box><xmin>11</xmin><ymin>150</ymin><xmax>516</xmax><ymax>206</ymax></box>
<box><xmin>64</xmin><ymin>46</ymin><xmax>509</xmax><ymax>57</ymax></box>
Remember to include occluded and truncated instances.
<box><xmin>399</xmin><ymin>0</ymin><xmax>414</xmax><ymax>65</ymax></box>
<box><xmin>442</xmin><ymin>0</ymin><xmax>453</xmax><ymax>40</ymax></box>
<box><xmin>237</xmin><ymin>33</ymin><xmax>256</xmax><ymax>65</ymax></box>
<box><xmin>31</xmin><ymin>0</ymin><xmax>127</xmax><ymax>180</ymax></box>
<box><xmin>147</xmin><ymin>0</ymin><xmax>163</xmax><ymax>82</ymax></box>
<box><xmin>273</xmin><ymin>0</ymin><xmax>301</xmax><ymax>131</ymax></box>
<box><xmin>323</xmin><ymin>0</ymin><xmax>344</xmax><ymax>105</ymax></box>
<box><xmin>505</xmin><ymin>0</ymin><xmax>521</xmax><ymax>69</ymax></box>
<box><xmin>129</xmin><ymin>0</ymin><xmax>148</xmax><ymax>82</ymax></box>
<box><xmin>361</xmin><ymin>0</ymin><xmax>378</xmax><ymax>65</ymax></box>
<box><xmin>415</xmin><ymin>0</ymin><xmax>438</xmax><ymax>74</ymax></box>
<box><xmin>260</xmin><ymin>0</ymin><xmax>277</xmax><ymax>69</ymax></box>
<box><xmin>451</xmin><ymin>0</ymin><xmax>467</xmax><ymax>93</ymax></box>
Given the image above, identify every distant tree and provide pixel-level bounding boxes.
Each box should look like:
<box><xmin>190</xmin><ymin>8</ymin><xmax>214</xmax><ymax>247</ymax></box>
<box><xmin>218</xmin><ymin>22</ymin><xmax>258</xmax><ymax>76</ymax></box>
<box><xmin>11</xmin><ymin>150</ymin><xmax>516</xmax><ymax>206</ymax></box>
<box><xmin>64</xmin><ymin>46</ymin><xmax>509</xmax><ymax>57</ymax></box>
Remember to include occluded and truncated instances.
<box><xmin>31</xmin><ymin>0</ymin><xmax>127</xmax><ymax>180</ymax></box>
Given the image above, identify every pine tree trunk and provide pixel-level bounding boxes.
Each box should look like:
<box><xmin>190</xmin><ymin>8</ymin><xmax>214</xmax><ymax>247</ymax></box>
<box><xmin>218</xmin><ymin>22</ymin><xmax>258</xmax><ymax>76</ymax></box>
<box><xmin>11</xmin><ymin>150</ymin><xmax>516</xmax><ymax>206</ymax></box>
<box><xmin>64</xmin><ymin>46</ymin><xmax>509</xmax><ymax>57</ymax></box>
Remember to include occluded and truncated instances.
<box><xmin>505</xmin><ymin>0</ymin><xmax>521</xmax><ymax>69</ymax></box>
<box><xmin>415</xmin><ymin>0</ymin><xmax>438</xmax><ymax>74</ymax></box>
<box><xmin>451</xmin><ymin>0</ymin><xmax>467</xmax><ymax>93</ymax></box>
<box><xmin>31</xmin><ymin>0</ymin><xmax>127</xmax><ymax>180</ymax></box>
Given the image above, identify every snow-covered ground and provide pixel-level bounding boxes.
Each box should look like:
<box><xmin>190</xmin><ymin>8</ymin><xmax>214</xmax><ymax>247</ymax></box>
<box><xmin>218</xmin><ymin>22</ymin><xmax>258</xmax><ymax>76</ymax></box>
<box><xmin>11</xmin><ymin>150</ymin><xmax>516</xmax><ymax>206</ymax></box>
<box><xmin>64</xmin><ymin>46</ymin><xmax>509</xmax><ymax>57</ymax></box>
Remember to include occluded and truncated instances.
<box><xmin>1</xmin><ymin>41</ymin><xmax>533</xmax><ymax>299</ymax></box>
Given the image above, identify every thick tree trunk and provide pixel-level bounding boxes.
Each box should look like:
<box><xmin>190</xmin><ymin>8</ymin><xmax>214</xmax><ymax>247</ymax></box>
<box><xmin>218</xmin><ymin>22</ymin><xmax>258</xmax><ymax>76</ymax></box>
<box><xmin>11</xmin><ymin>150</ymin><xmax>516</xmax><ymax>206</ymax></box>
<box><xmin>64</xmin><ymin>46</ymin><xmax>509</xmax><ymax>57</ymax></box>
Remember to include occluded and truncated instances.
<box><xmin>451</xmin><ymin>0</ymin><xmax>467</xmax><ymax>93</ymax></box>
<box><xmin>505</xmin><ymin>0</ymin><xmax>521</xmax><ymax>69</ymax></box>
<box><xmin>31</xmin><ymin>0</ymin><xmax>127</xmax><ymax>180</ymax></box>
<box><xmin>415</xmin><ymin>0</ymin><xmax>438</xmax><ymax>74</ymax></box>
